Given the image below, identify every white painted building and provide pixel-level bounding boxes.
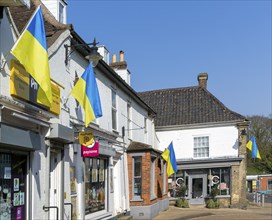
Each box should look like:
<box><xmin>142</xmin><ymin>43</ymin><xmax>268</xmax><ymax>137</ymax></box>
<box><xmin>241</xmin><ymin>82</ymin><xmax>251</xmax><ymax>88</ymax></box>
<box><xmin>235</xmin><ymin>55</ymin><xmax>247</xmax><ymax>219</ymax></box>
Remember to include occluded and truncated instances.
<box><xmin>139</xmin><ymin>73</ymin><xmax>250</xmax><ymax>207</ymax></box>
<box><xmin>0</xmin><ymin>1</ymin><xmax>158</xmax><ymax>219</ymax></box>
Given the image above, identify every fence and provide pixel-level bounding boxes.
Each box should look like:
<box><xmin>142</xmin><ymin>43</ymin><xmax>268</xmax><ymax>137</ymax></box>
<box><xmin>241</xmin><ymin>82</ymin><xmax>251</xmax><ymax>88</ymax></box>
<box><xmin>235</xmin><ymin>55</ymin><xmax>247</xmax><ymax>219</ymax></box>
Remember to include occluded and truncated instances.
<box><xmin>253</xmin><ymin>192</ymin><xmax>265</xmax><ymax>207</ymax></box>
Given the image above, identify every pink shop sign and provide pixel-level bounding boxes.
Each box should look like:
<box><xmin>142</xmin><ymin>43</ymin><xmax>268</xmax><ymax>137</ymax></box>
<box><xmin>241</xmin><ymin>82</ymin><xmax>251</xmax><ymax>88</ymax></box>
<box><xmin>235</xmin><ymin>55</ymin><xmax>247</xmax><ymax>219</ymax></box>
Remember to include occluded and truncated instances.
<box><xmin>81</xmin><ymin>142</ymin><xmax>99</xmax><ymax>157</ymax></box>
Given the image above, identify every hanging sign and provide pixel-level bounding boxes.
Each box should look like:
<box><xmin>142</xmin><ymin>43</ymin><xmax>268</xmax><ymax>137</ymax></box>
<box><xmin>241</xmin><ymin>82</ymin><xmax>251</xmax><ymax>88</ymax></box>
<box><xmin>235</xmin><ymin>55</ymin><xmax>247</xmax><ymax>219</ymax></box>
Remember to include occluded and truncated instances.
<box><xmin>79</xmin><ymin>132</ymin><xmax>94</xmax><ymax>146</ymax></box>
<box><xmin>81</xmin><ymin>142</ymin><xmax>99</xmax><ymax>157</ymax></box>
<box><xmin>10</xmin><ymin>60</ymin><xmax>60</xmax><ymax>115</ymax></box>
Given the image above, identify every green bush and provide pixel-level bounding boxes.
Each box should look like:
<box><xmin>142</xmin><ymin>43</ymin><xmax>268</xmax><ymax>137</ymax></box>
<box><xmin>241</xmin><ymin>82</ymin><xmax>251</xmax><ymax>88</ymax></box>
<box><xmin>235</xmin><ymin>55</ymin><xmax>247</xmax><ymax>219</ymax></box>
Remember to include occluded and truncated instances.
<box><xmin>175</xmin><ymin>198</ymin><xmax>189</xmax><ymax>208</ymax></box>
<box><xmin>175</xmin><ymin>185</ymin><xmax>187</xmax><ymax>198</ymax></box>
<box><xmin>206</xmin><ymin>199</ymin><xmax>220</xmax><ymax>209</ymax></box>
<box><xmin>211</xmin><ymin>187</ymin><xmax>219</xmax><ymax>197</ymax></box>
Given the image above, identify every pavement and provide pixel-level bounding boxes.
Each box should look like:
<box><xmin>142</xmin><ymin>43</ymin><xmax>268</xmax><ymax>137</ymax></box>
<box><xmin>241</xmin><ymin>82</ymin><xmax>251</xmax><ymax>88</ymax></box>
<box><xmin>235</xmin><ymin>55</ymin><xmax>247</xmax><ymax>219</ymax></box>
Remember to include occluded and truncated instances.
<box><xmin>152</xmin><ymin>203</ymin><xmax>272</xmax><ymax>220</ymax></box>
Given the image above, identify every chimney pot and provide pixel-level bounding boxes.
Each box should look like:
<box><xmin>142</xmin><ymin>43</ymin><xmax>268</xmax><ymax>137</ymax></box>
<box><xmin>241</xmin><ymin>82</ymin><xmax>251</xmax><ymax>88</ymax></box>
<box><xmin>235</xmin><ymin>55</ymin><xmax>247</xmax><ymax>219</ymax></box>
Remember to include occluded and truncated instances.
<box><xmin>112</xmin><ymin>54</ymin><xmax>117</xmax><ymax>63</ymax></box>
<box><xmin>198</xmin><ymin>73</ymin><xmax>208</xmax><ymax>89</ymax></box>
<box><xmin>120</xmin><ymin>50</ymin><xmax>124</xmax><ymax>62</ymax></box>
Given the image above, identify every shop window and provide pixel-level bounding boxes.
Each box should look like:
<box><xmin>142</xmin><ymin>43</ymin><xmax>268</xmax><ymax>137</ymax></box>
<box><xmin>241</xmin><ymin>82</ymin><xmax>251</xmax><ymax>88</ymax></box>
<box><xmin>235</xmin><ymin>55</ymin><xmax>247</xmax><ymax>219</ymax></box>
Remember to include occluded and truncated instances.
<box><xmin>210</xmin><ymin>168</ymin><xmax>230</xmax><ymax>196</ymax></box>
<box><xmin>84</xmin><ymin>158</ymin><xmax>107</xmax><ymax>214</ymax></box>
<box><xmin>132</xmin><ymin>156</ymin><xmax>142</xmax><ymax>200</ymax></box>
<box><xmin>194</xmin><ymin>136</ymin><xmax>209</xmax><ymax>158</ymax></box>
<box><xmin>0</xmin><ymin>153</ymin><xmax>27</xmax><ymax>220</ymax></box>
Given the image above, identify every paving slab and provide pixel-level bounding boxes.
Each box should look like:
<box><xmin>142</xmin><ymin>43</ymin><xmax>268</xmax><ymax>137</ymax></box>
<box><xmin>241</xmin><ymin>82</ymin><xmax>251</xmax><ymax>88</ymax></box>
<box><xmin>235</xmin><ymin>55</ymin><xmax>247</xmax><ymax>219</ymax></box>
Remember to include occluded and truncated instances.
<box><xmin>152</xmin><ymin>204</ymin><xmax>272</xmax><ymax>220</ymax></box>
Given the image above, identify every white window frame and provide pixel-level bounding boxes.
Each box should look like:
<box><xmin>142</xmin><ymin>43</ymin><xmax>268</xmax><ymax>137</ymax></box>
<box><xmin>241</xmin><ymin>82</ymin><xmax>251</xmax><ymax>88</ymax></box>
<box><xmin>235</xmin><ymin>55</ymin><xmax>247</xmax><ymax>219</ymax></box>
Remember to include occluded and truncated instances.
<box><xmin>111</xmin><ymin>89</ymin><xmax>117</xmax><ymax>131</ymax></box>
<box><xmin>127</xmin><ymin>102</ymin><xmax>132</xmax><ymax>139</ymax></box>
<box><xmin>144</xmin><ymin>117</ymin><xmax>148</xmax><ymax>142</ymax></box>
<box><xmin>150</xmin><ymin>156</ymin><xmax>156</xmax><ymax>200</ymax></box>
<box><xmin>131</xmin><ymin>153</ymin><xmax>143</xmax><ymax>201</ymax></box>
<box><xmin>58</xmin><ymin>1</ymin><xmax>66</xmax><ymax>23</ymax></box>
<box><xmin>193</xmin><ymin>136</ymin><xmax>209</xmax><ymax>158</ymax></box>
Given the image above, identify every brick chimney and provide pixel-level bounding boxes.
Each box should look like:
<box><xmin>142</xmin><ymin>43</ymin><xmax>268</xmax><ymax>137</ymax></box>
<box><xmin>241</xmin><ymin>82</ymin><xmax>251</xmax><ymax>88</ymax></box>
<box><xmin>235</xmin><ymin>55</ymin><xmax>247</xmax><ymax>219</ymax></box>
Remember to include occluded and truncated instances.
<box><xmin>110</xmin><ymin>50</ymin><xmax>131</xmax><ymax>85</ymax></box>
<box><xmin>120</xmin><ymin>50</ymin><xmax>124</xmax><ymax>62</ymax></box>
<box><xmin>198</xmin><ymin>73</ymin><xmax>208</xmax><ymax>89</ymax></box>
<box><xmin>112</xmin><ymin>54</ymin><xmax>117</xmax><ymax>63</ymax></box>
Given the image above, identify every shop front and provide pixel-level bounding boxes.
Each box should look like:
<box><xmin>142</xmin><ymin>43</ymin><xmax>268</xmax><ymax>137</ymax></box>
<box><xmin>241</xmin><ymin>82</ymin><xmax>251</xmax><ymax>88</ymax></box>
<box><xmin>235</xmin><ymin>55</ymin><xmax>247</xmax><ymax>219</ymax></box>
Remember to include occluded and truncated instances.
<box><xmin>0</xmin><ymin>104</ymin><xmax>47</xmax><ymax>220</ymax></box>
<box><xmin>75</xmin><ymin>131</ymin><xmax>117</xmax><ymax>220</ymax></box>
<box><xmin>172</xmin><ymin>157</ymin><xmax>243</xmax><ymax>206</ymax></box>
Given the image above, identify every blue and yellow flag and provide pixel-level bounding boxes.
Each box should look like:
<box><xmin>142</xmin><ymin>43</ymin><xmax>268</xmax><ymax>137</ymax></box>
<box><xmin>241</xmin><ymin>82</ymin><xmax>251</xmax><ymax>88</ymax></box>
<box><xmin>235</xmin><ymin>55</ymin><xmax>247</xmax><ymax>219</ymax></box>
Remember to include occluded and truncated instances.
<box><xmin>246</xmin><ymin>136</ymin><xmax>261</xmax><ymax>159</ymax></box>
<box><xmin>10</xmin><ymin>5</ymin><xmax>52</xmax><ymax>107</ymax></box>
<box><xmin>71</xmin><ymin>64</ymin><xmax>102</xmax><ymax>127</ymax></box>
<box><xmin>161</xmin><ymin>142</ymin><xmax>177</xmax><ymax>176</ymax></box>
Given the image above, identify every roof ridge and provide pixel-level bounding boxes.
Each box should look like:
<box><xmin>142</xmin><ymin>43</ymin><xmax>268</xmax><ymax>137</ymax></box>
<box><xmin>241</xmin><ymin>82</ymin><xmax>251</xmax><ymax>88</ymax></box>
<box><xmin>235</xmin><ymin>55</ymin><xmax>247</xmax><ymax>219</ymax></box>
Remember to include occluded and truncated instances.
<box><xmin>138</xmin><ymin>85</ymin><xmax>199</xmax><ymax>94</ymax></box>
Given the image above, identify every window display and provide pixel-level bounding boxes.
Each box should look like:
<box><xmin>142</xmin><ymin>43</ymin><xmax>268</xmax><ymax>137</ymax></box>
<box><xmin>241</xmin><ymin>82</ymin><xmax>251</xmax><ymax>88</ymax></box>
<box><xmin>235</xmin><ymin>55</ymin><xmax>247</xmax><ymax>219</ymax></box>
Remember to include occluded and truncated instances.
<box><xmin>0</xmin><ymin>153</ymin><xmax>27</xmax><ymax>220</ymax></box>
<box><xmin>210</xmin><ymin>168</ymin><xmax>230</xmax><ymax>195</ymax></box>
<box><xmin>84</xmin><ymin>158</ymin><xmax>107</xmax><ymax>214</ymax></box>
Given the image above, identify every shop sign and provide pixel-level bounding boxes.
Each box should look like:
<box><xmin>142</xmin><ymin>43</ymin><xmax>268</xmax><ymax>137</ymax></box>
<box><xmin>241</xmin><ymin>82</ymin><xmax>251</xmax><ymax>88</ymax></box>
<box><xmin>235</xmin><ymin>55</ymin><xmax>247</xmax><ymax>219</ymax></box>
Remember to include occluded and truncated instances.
<box><xmin>78</xmin><ymin>132</ymin><xmax>94</xmax><ymax>146</ymax></box>
<box><xmin>81</xmin><ymin>142</ymin><xmax>99</xmax><ymax>157</ymax></box>
<box><xmin>10</xmin><ymin>59</ymin><xmax>60</xmax><ymax>115</ymax></box>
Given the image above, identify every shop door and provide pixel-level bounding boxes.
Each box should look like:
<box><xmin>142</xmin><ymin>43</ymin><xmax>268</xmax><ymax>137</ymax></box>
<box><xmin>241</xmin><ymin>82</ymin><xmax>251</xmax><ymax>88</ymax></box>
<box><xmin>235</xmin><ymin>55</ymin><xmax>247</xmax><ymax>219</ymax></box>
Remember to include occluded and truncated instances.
<box><xmin>189</xmin><ymin>174</ymin><xmax>207</xmax><ymax>204</ymax></box>
<box><xmin>49</xmin><ymin>149</ymin><xmax>64</xmax><ymax>220</ymax></box>
<box><xmin>0</xmin><ymin>153</ymin><xmax>27</xmax><ymax>220</ymax></box>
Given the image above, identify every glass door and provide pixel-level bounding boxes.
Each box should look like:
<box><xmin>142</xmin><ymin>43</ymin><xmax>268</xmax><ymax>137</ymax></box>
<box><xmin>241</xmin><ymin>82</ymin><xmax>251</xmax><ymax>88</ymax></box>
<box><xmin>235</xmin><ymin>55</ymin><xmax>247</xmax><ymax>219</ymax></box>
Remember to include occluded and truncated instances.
<box><xmin>189</xmin><ymin>174</ymin><xmax>207</xmax><ymax>204</ymax></box>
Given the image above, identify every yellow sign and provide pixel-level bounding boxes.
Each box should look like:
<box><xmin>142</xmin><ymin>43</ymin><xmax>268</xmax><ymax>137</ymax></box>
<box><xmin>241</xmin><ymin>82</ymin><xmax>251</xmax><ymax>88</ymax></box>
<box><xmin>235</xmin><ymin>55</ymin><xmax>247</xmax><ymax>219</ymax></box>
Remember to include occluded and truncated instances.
<box><xmin>50</xmin><ymin>83</ymin><xmax>60</xmax><ymax>115</ymax></box>
<box><xmin>79</xmin><ymin>132</ymin><xmax>94</xmax><ymax>146</ymax></box>
<box><xmin>10</xmin><ymin>60</ymin><xmax>60</xmax><ymax>115</ymax></box>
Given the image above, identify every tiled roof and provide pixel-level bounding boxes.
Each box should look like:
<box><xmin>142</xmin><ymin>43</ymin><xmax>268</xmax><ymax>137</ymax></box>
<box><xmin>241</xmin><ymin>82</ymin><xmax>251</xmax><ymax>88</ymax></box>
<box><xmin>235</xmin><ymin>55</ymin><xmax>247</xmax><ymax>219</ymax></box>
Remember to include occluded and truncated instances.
<box><xmin>127</xmin><ymin>141</ymin><xmax>162</xmax><ymax>154</ymax></box>
<box><xmin>8</xmin><ymin>0</ymin><xmax>71</xmax><ymax>48</ymax></box>
<box><xmin>127</xmin><ymin>141</ymin><xmax>153</xmax><ymax>151</ymax></box>
<box><xmin>138</xmin><ymin>86</ymin><xmax>246</xmax><ymax>127</ymax></box>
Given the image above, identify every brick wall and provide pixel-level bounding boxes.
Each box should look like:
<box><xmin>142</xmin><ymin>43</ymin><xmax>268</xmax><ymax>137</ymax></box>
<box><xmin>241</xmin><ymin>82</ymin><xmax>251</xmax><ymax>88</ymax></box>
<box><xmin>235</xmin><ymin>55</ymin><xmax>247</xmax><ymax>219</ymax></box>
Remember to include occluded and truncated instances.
<box><xmin>128</xmin><ymin>151</ymin><xmax>168</xmax><ymax>207</ymax></box>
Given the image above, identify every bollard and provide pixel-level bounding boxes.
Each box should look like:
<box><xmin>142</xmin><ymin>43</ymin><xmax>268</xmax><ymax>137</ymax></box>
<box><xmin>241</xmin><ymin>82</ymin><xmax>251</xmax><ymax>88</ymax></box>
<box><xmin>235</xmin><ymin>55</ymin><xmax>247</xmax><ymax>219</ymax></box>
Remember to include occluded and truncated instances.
<box><xmin>253</xmin><ymin>192</ymin><xmax>256</xmax><ymax>203</ymax></box>
<box><xmin>257</xmin><ymin>192</ymin><xmax>261</xmax><ymax>206</ymax></box>
<box><xmin>261</xmin><ymin>193</ymin><xmax>265</xmax><ymax>207</ymax></box>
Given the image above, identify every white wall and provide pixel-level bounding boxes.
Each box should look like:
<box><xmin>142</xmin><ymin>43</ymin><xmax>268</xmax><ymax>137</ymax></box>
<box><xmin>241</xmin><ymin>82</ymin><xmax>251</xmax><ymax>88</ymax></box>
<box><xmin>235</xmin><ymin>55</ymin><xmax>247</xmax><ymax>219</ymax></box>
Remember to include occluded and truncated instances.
<box><xmin>67</xmin><ymin>56</ymin><xmax>155</xmax><ymax>147</ymax></box>
<box><xmin>0</xmin><ymin>8</ymin><xmax>17</xmax><ymax>97</ymax></box>
<box><xmin>41</xmin><ymin>0</ymin><xmax>67</xmax><ymax>24</ymax></box>
<box><xmin>157</xmin><ymin>125</ymin><xmax>239</xmax><ymax>160</ymax></box>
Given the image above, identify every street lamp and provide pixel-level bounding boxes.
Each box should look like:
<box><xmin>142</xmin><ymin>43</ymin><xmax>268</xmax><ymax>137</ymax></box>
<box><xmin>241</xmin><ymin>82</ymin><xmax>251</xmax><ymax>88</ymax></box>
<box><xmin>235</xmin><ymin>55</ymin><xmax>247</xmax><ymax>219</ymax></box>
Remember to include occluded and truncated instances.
<box><xmin>64</xmin><ymin>38</ymin><xmax>103</xmax><ymax>67</ymax></box>
<box><xmin>85</xmin><ymin>38</ymin><xmax>103</xmax><ymax>67</ymax></box>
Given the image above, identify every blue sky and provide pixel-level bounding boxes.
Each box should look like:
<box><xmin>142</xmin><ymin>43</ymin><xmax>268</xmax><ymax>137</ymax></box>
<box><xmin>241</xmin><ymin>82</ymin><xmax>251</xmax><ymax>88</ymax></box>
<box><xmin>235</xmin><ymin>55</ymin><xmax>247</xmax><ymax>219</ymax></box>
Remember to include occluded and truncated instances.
<box><xmin>67</xmin><ymin>0</ymin><xmax>271</xmax><ymax>117</ymax></box>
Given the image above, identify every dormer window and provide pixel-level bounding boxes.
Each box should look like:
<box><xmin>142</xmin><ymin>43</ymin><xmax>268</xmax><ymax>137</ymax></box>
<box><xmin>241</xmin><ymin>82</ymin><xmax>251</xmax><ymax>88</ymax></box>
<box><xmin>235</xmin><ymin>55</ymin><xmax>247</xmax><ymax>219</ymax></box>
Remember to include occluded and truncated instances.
<box><xmin>59</xmin><ymin>2</ymin><xmax>64</xmax><ymax>23</ymax></box>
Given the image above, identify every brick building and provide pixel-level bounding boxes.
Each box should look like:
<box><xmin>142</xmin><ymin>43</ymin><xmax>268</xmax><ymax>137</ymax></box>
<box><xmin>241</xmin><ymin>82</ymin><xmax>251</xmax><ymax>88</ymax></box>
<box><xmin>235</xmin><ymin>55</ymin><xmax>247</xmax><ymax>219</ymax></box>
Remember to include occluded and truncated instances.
<box><xmin>127</xmin><ymin>141</ymin><xmax>169</xmax><ymax>219</ymax></box>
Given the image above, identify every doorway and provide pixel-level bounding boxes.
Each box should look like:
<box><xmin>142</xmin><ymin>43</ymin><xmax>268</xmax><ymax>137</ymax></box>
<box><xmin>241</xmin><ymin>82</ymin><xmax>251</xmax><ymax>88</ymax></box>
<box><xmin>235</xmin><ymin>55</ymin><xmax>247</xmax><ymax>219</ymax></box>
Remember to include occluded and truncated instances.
<box><xmin>189</xmin><ymin>174</ymin><xmax>207</xmax><ymax>204</ymax></box>
<box><xmin>49</xmin><ymin>148</ymin><xmax>64</xmax><ymax>220</ymax></box>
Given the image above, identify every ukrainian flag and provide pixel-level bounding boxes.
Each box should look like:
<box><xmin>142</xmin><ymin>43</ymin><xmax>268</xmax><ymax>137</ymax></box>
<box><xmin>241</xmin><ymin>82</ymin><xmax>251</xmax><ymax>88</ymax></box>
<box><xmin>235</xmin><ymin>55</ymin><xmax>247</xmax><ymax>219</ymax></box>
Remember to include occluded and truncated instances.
<box><xmin>10</xmin><ymin>5</ymin><xmax>52</xmax><ymax>107</ymax></box>
<box><xmin>246</xmin><ymin>136</ymin><xmax>261</xmax><ymax>159</ymax></box>
<box><xmin>71</xmin><ymin>64</ymin><xmax>102</xmax><ymax>127</ymax></box>
<box><xmin>162</xmin><ymin>142</ymin><xmax>177</xmax><ymax>176</ymax></box>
